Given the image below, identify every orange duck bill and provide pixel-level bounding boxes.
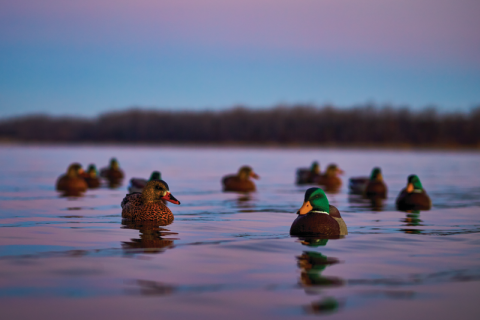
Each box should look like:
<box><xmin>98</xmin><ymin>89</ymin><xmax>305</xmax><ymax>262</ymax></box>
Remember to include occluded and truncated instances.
<box><xmin>161</xmin><ymin>192</ymin><xmax>181</xmax><ymax>205</ymax></box>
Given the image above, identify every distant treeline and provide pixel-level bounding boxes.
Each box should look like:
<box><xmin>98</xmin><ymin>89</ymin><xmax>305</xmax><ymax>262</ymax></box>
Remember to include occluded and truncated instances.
<box><xmin>1</xmin><ymin>105</ymin><xmax>480</xmax><ymax>148</ymax></box>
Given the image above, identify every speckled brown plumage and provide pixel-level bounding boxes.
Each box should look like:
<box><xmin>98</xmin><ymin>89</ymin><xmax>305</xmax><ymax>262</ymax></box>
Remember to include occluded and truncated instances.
<box><xmin>121</xmin><ymin>180</ymin><xmax>179</xmax><ymax>223</ymax></box>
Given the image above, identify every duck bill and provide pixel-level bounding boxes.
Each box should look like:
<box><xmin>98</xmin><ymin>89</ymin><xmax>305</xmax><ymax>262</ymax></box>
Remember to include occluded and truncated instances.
<box><xmin>250</xmin><ymin>172</ymin><xmax>260</xmax><ymax>179</ymax></box>
<box><xmin>406</xmin><ymin>183</ymin><xmax>414</xmax><ymax>193</ymax></box>
<box><xmin>297</xmin><ymin>201</ymin><xmax>312</xmax><ymax>215</ymax></box>
<box><xmin>162</xmin><ymin>192</ymin><xmax>181</xmax><ymax>205</ymax></box>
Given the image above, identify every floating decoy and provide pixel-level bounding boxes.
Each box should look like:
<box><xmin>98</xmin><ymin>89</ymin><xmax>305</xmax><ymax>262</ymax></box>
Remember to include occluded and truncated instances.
<box><xmin>396</xmin><ymin>175</ymin><xmax>431</xmax><ymax>211</ymax></box>
<box><xmin>318</xmin><ymin>164</ymin><xmax>343</xmax><ymax>190</ymax></box>
<box><xmin>121</xmin><ymin>179</ymin><xmax>180</xmax><ymax>224</ymax></box>
<box><xmin>290</xmin><ymin>188</ymin><xmax>348</xmax><ymax>237</ymax></box>
<box><xmin>56</xmin><ymin>163</ymin><xmax>88</xmax><ymax>194</ymax></box>
<box><xmin>83</xmin><ymin>164</ymin><xmax>100</xmax><ymax>188</ymax></box>
<box><xmin>222</xmin><ymin>166</ymin><xmax>259</xmax><ymax>192</ymax></box>
<box><xmin>296</xmin><ymin>161</ymin><xmax>322</xmax><ymax>185</ymax></box>
<box><xmin>100</xmin><ymin>158</ymin><xmax>124</xmax><ymax>181</ymax></box>
<box><xmin>128</xmin><ymin>171</ymin><xmax>162</xmax><ymax>193</ymax></box>
<box><xmin>349</xmin><ymin>167</ymin><xmax>387</xmax><ymax>198</ymax></box>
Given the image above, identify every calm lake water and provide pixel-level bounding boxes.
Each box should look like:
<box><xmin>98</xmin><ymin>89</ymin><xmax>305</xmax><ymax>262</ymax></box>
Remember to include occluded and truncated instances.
<box><xmin>0</xmin><ymin>145</ymin><xmax>479</xmax><ymax>319</ymax></box>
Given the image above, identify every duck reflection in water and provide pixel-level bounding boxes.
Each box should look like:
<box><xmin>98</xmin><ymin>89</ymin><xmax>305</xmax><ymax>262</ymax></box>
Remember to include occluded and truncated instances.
<box><xmin>400</xmin><ymin>210</ymin><xmax>424</xmax><ymax>234</ymax></box>
<box><xmin>121</xmin><ymin>220</ymin><xmax>178</xmax><ymax>255</ymax></box>
<box><xmin>295</xmin><ymin>238</ymin><xmax>344</xmax><ymax>314</ymax></box>
<box><xmin>348</xmin><ymin>194</ymin><xmax>385</xmax><ymax>211</ymax></box>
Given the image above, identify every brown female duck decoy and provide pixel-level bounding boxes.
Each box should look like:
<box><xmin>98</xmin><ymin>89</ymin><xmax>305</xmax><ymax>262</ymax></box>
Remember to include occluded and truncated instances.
<box><xmin>396</xmin><ymin>175</ymin><xmax>431</xmax><ymax>211</ymax></box>
<box><xmin>222</xmin><ymin>166</ymin><xmax>259</xmax><ymax>192</ymax></box>
<box><xmin>56</xmin><ymin>163</ymin><xmax>88</xmax><ymax>194</ymax></box>
<box><xmin>128</xmin><ymin>171</ymin><xmax>161</xmax><ymax>193</ymax></box>
<box><xmin>318</xmin><ymin>164</ymin><xmax>343</xmax><ymax>190</ymax></box>
<box><xmin>83</xmin><ymin>164</ymin><xmax>101</xmax><ymax>188</ymax></box>
<box><xmin>296</xmin><ymin>161</ymin><xmax>322</xmax><ymax>185</ymax></box>
<box><xmin>100</xmin><ymin>158</ymin><xmax>124</xmax><ymax>181</ymax></box>
<box><xmin>121</xmin><ymin>179</ymin><xmax>180</xmax><ymax>224</ymax></box>
<box><xmin>290</xmin><ymin>188</ymin><xmax>348</xmax><ymax>237</ymax></box>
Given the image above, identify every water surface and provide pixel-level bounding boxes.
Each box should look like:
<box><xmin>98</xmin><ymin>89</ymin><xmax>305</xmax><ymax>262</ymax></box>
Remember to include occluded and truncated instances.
<box><xmin>0</xmin><ymin>146</ymin><xmax>479</xmax><ymax>319</ymax></box>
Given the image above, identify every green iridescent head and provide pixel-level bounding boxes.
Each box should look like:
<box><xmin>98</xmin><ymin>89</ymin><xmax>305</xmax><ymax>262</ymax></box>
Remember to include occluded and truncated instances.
<box><xmin>149</xmin><ymin>171</ymin><xmax>161</xmax><ymax>181</ymax></box>
<box><xmin>304</xmin><ymin>188</ymin><xmax>330</xmax><ymax>213</ymax></box>
<box><xmin>370</xmin><ymin>167</ymin><xmax>381</xmax><ymax>180</ymax></box>
<box><xmin>87</xmin><ymin>164</ymin><xmax>98</xmax><ymax>177</ymax></box>
<box><xmin>408</xmin><ymin>174</ymin><xmax>423</xmax><ymax>190</ymax></box>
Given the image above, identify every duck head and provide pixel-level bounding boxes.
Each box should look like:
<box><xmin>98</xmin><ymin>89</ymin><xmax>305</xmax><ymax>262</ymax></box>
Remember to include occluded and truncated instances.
<box><xmin>406</xmin><ymin>175</ymin><xmax>423</xmax><ymax>193</ymax></box>
<box><xmin>149</xmin><ymin>171</ymin><xmax>162</xmax><ymax>181</ymax></box>
<box><xmin>110</xmin><ymin>158</ymin><xmax>119</xmax><ymax>170</ymax></box>
<box><xmin>142</xmin><ymin>179</ymin><xmax>180</xmax><ymax>205</ymax></box>
<box><xmin>325</xmin><ymin>164</ymin><xmax>343</xmax><ymax>177</ymax></box>
<box><xmin>87</xmin><ymin>164</ymin><xmax>98</xmax><ymax>177</ymax></box>
<box><xmin>67</xmin><ymin>163</ymin><xmax>83</xmax><ymax>177</ymax></box>
<box><xmin>370</xmin><ymin>167</ymin><xmax>383</xmax><ymax>181</ymax></box>
<box><xmin>238</xmin><ymin>166</ymin><xmax>259</xmax><ymax>180</ymax></box>
<box><xmin>297</xmin><ymin>187</ymin><xmax>330</xmax><ymax>215</ymax></box>
<box><xmin>311</xmin><ymin>161</ymin><xmax>320</xmax><ymax>174</ymax></box>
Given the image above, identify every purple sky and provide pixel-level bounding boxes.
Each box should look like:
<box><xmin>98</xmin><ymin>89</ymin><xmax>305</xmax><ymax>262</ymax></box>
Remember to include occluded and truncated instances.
<box><xmin>1</xmin><ymin>0</ymin><xmax>479</xmax><ymax>116</ymax></box>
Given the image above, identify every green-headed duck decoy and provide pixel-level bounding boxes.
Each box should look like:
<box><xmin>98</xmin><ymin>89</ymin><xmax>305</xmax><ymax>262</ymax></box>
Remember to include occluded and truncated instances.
<box><xmin>128</xmin><ymin>171</ymin><xmax>161</xmax><ymax>193</ymax></box>
<box><xmin>83</xmin><ymin>164</ymin><xmax>100</xmax><ymax>188</ymax></box>
<box><xmin>290</xmin><ymin>188</ymin><xmax>348</xmax><ymax>237</ymax></box>
<box><xmin>56</xmin><ymin>163</ymin><xmax>88</xmax><ymax>194</ymax></box>
<box><xmin>396</xmin><ymin>175</ymin><xmax>431</xmax><ymax>211</ymax></box>
<box><xmin>100</xmin><ymin>158</ymin><xmax>124</xmax><ymax>181</ymax></box>
<box><xmin>222</xmin><ymin>166</ymin><xmax>259</xmax><ymax>192</ymax></box>
<box><xmin>122</xmin><ymin>179</ymin><xmax>180</xmax><ymax>224</ymax></box>
<box><xmin>296</xmin><ymin>161</ymin><xmax>322</xmax><ymax>185</ymax></box>
<box><xmin>364</xmin><ymin>167</ymin><xmax>387</xmax><ymax>198</ymax></box>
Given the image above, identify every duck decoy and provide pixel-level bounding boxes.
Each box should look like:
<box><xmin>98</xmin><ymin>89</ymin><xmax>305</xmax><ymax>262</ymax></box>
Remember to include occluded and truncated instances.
<box><xmin>396</xmin><ymin>175</ymin><xmax>431</xmax><ymax>211</ymax></box>
<box><xmin>364</xmin><ymin>167</ymin><xmax>387</xmax><ymax>198</ymax></box>
<box><xmin>100</xmin><ymin>158</ymin><xmax>124</xmax><ymax>181</ymax></box>
<box><xmin>128</xmin><ymin>171</ymin><xmax>161</xmax><ymax>193</ymax></box>
<box><xmin>290</xmin><ymin>188</ymin><xmax>348</xmax><ymax>237</ymax></box>
<box><xmin>318</xmin><ymin>164</ymin><xmax>343</xmax><ymax>190</ymax></box>
<box><xmin>222</xmin><ymin>166</ymin><xmax>259</xmax><ymax>192</ymax></box>
<box><xmin>296</xmin><ymin>161</ymin><xmax>322</xmax><ymax>185</ymax></box>
<box><xmin>83</xmin><ymin>164</ymin><xmax>101</xmax><ymax>188</ymax></box>
<box><xmin>121</xmin><ymin>179</ymin><xmax>180</xmax><ymax>224</ymax></box>
<box><xmin>56</xmin><ymin>163</ymin><xmax>88</xmax><ymax>194</ymax></box>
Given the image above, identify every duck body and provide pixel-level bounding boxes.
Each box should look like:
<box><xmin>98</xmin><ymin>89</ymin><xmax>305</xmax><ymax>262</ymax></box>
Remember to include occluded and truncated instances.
<box><xmin>121</xmin><ymin>179</ymin><xmax>180</xmax><ymax>224</ymax></box>
<box><xmin>396</xmin><ymin>189</ymin><xmax>431</xmax><ymax>211</ymax></box>
<box><xmin>296</xmin><ymin>162</ymin><xmax>321</xmax><ymax>185</ymax></box>
<box><xmin>348</xmin><ymin>177</ymin><xmax>369</xmax><ymax>194</ymax></box>
<box><xmin>290</xmin><ymin>205</ymin><xmax>347</xmax><ymax>237</ymax></box>
<box><xmin>317</xmin><ymin>164</ymin><xmax>343</xmax><ymax>190</ymax></box>
<box><xmin>128</xmin><ymin>171</ymin><xmax>161</xmax><ymax>193</ymax></box>
<box><xmin>222</xmin><ymin>166</ymin><xmax>259</xmax><ymax>192</ymax></box>
<box><xmin>396</xmin><ymin>174</ymin><xmax>431</xmax><ymax>211</ymax></box>
<box><xmin>121</xmin><ymin>193</ymin><xmax>174</xmax><ymax>224</ymax></box>
<box><xmin>365</xmin><ymin>180</ymin><xmax>387</xmax><ymax>198</ymax></box>
<box><xmin>100</xmin><ymin>158</ymin><xmax>124</xmax><ymax>181</ymax></box>
<box><xmin>84</xmin><ymin>177</ymin><xmax>100</xmax><ymax>189</ymax></box>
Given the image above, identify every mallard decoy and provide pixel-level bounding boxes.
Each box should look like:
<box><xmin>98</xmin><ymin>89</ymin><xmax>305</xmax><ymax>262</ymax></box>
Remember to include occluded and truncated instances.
<box><xmin>128</xmin><ymin>171</ymin><xmax>161</xmax><ymax>193</ymax></box>
<box><xmin>100</xmin><ymin>158</ymin><xmax>124</xmax><ymax>181</ymax></box>
<box><xmin>121</xmin><ymin>179</ymin><xmax>180</xmax><ymax>224</ymax></box>
<box><xmin>318</xmin><ymin>164</ymin><xmax>343</xmax><ymax>190</ymax></box>
<box><xmin>290</xmin><ymin>188</ymin><xmax>348</xmax><ymax>236</ymax></box>
<box><xmin>396</xmin><ymin>175</ymin><xmax>431</xmax><ymax>211</ymax></box>
<box><xmin>222</xmin><ymin>166</ymin><xmax>259</xmax><ymax>192</ymax></box>
<box><xmin>56</xmin><ymin>163</ymin><xmax>88</xmax><ymax>194</ymax></box>
<box><xmin>83</xmin><ymin>164</ymin><xmax>100</xmax><ymax>188</ymax></box>
<box><xmin>365</xmin><ymin>167</ymin><xmax>387</xmax><ymax>198</ymax></box>
<box><xmin>296</xmin><ymin>161</ymin><xmax>322</xmax><ymax>185</ymax></box>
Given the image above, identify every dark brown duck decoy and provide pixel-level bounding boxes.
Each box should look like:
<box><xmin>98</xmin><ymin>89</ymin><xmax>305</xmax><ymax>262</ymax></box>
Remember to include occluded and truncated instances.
<box><xmin>83</xmin><ymin>164</ymin><xmax>101</xmax><ymax>189</ymax></box>
<box><xmin>128</xmin><ymin>171</ymin><xmax>161</xmax><ymax>193</ymax></box>
<box><xmin>222</xmin><ymin>166</ymin><xmax>259</xmax><ymax>192</ymax></box>
<box><xmin>121</xmin><ymin>179</ymin><xmax>180</xmax><ymax>224</ymax></box>
<box><xmin>296</xmin><ymin>161</ymin><xmax>322</xmax><ymax>185</ymax></box>
<box><xmin>318</xmin><ymin>164</ymin><xmax>343</xmax><ymax>191</ymax></box>
<box><xmin>364</xmin><ymin>167</ymin><xmax>387</xmax><ymax>198</ymax></box>
<box><xmin>56</xmin><ymin>163</ymin><xmax>88</xmax><ymax>195</ymax></box>
<box><xmin>396</xmin><ymin>175</ymin><xmax>431</xmax><ymax>211</ymax></box>
<box><xmin>290</xmin><ymin>188</ymin><xmax>348</xmax><ymax>237</ymax></box>
<box><xmin>100</xmin><ymin>158</ymin><xmax>124</xmax><ymax>181</ymax></box>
